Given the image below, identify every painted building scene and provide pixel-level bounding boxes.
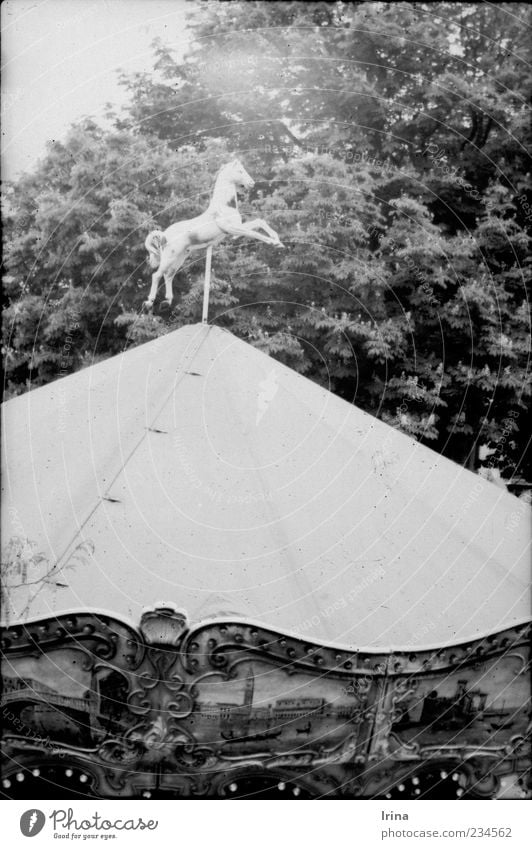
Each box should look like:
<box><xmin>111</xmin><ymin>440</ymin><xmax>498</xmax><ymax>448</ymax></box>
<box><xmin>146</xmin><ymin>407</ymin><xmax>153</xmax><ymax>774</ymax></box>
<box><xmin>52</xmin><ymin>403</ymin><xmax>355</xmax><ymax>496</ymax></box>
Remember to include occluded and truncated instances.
<box><xmin>193</xmin><ymin>665</ymin><xmax>368</xmax><ymax>752</ymax></box>
<box><xmin>390</xmin><ymin>652</ymin><xmax>531</xmax><ymax>749</ymax></box>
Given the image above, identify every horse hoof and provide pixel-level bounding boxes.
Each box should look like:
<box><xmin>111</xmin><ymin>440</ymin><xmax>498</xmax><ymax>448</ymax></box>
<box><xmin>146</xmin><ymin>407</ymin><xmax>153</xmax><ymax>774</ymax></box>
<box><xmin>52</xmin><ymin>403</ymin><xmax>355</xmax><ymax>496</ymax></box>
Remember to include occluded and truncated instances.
<box><xmin>142</xmin><ymin>300</ymin><xmax>153</xmax><ymax>313</ymax></box>
<box><xmin>160</xmin><ymin>299</ymin><xmax>172</xmax><ymax>314</ymax></box>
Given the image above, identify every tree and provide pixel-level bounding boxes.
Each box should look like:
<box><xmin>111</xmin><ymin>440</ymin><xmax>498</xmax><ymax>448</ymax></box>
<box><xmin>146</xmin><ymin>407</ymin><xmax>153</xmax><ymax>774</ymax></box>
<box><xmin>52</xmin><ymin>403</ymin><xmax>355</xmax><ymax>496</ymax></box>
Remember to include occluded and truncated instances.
<box><xmin>3</xmin><ymin>2</ymin><xmax>530</xmax><ymax>486</ymax></box>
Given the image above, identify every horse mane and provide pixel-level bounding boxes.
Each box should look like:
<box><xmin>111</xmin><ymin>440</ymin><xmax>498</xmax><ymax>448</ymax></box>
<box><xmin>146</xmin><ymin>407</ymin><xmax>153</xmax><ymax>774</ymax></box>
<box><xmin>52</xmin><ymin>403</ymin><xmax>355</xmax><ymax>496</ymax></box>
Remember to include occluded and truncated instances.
<box><xmin>210</xmin><ymin>158</ymin><xmax>240</xmax><ymax>196</ymax></box>
<box><xmin>214</xmin><ymin>156</ymin><xmax>238</xmax><ymax>180</ymax></box>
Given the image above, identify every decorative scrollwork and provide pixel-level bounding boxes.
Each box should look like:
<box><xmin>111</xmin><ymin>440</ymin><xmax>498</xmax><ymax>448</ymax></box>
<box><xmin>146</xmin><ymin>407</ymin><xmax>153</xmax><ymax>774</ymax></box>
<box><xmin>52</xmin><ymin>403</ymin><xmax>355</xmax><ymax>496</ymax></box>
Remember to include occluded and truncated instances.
<box><xmin>1</xmin><ymin>610</ymin><xmax>530</xmax><ymax>798</ymax></box>
<box><xmin>127</xmin><ymin>647</ymin><xmax>195</xmax><ymax>720</ymax></box>
<box><xmin>98</xmin><ymin>737</ymin><xmax>144</xmax><ymax>765</ymax></box>
<box><xmin>173</xmin><ymin>742</ymin><xmax>217</xmax><ymax>769</ymax></box>
<box><xmin>0</xmin><ymin>612</ymin><xmax>143</xmax><ymax>668</ymax></box>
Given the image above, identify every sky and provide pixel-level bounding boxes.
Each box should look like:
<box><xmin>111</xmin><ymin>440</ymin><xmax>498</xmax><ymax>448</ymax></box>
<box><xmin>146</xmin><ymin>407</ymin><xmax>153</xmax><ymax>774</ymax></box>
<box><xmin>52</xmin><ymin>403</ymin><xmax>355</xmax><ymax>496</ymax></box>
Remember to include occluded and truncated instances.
<box><xmin>1</xmin><ymin>0</ymin><xmax>190</xmax><ymax>180</ymax></box>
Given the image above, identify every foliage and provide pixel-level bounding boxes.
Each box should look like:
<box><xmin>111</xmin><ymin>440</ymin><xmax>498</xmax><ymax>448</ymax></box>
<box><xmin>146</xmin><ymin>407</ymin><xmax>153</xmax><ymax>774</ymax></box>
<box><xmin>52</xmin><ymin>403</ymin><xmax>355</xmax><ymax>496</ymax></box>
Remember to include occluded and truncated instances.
<box><xmin>3</xmin><ymin>2</ymin><xmax>531</xmax><ymax>482</ymax></box>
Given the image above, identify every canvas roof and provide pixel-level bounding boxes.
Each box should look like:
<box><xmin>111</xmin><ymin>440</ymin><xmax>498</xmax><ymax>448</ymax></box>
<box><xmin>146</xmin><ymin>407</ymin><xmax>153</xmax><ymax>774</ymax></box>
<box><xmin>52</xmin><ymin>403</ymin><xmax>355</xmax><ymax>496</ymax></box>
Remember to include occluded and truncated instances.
<box><xmin>2</xmin><ymin>323</ymin><xmax>530</xmax><ymax>649</ymax></box>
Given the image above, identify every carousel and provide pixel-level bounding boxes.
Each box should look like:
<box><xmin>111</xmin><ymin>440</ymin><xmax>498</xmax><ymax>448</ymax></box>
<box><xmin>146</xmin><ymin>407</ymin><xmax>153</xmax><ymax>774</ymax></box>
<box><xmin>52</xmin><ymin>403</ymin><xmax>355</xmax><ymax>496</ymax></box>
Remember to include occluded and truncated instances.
<box><xmin>1</xmin><ymin>321</ymin><xmax>530</xmax><ymax>799</ymax></box>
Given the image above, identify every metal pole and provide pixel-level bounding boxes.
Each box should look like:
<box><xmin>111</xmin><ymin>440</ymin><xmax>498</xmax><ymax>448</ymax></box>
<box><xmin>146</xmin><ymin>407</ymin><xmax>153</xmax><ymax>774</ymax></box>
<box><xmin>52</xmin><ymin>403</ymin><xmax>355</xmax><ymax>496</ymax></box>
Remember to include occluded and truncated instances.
<box><xmin>202</xmin><ymin>246</ymin><xmax>213</xmax><ymax>324</ymax></box>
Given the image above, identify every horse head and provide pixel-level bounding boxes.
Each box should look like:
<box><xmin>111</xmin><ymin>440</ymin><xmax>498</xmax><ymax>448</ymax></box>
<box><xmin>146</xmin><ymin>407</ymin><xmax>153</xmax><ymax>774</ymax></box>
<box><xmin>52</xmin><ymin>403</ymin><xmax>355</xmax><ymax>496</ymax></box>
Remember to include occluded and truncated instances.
<box><xmin>226</xmin><ymin>158</ymin><xmax>255</xmax><ymax>190</ymax></box>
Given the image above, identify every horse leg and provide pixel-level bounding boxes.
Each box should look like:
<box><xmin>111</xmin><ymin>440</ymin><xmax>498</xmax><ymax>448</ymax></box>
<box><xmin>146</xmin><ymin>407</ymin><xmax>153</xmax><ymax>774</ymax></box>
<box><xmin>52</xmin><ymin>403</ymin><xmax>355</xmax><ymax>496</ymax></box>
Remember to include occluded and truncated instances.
<box><xmin>217</xmin><ymin>221</ymin><xmax>281</xmax><ymax>246</ymax></box>
<box><xmin>242</xmin><ymin>218</ymin><xmax>283</xmax><ymax>246</ymax></box>
<box><xmin>143</xmin><ymin>268</ymin><xmax>164</xmax><ymax>311</ymax></box>
<box><xmin>158</xmin><ymin>239</ymin><xmax>190</xmax><ymax>311</ymax></box>
<box><xmin>159</xmin><ymin>270</ymin><xmax>177</xmax><ymax>315</ymax></box>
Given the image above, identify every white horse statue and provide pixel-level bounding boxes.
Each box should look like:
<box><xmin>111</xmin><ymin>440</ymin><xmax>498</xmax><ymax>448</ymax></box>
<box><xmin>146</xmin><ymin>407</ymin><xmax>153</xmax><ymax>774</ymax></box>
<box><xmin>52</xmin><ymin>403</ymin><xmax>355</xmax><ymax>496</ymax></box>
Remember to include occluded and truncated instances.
<box><xmin>143</xmin><ymin>159</ymin><xmax>284</xmax><ymax>312</ymax></box>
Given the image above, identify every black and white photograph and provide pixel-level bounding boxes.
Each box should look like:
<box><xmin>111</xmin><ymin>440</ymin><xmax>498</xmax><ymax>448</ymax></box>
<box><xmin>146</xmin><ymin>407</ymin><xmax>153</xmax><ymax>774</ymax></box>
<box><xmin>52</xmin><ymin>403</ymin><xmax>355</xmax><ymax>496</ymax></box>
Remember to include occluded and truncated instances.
<box><xmin>1</xmin><ymin>0</ymin><xmax>531</xmax><ymax>840</ymax></box>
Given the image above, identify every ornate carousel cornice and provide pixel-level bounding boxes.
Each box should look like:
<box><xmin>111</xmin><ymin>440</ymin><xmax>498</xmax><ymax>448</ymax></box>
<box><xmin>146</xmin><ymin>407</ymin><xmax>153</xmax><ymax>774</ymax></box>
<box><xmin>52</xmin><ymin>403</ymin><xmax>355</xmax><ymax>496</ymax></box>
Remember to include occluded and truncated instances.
<box><xmin>1</xmin><ymin>606</ymin><xmax>530</xmax><ymax>799</ymax></box>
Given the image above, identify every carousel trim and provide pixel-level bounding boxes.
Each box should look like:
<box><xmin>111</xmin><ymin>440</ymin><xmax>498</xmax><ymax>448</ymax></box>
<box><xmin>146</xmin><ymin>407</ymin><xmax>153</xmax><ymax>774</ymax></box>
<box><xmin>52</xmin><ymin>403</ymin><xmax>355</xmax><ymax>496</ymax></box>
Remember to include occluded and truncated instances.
<box><xmin>2</xmin><ymin>606</ymin><xmax>530</xmax><ymax>799</ymax></box>
<box><xmin>2</xmin><ymin>605</ymin><xmax>530</xmax><ymax>655</ymax></box>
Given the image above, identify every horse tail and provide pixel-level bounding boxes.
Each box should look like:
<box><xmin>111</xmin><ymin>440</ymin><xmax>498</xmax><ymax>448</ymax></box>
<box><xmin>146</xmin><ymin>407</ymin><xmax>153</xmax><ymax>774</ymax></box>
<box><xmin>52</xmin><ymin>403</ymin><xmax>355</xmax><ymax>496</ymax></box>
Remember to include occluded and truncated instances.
<box><xmin>145</xmin><ymin>230</ymin><xmax>165</xmax><ymax>269</ymax></box>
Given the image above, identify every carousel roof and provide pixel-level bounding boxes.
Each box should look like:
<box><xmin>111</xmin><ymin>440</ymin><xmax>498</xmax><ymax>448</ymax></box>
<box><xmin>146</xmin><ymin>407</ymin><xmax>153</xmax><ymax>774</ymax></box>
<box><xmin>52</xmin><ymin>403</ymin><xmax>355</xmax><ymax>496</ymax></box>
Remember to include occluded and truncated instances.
<box><xmin>2</xmin><ymin>323</ymin><xmax>530</xmax><ymax>649</ymax></box>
